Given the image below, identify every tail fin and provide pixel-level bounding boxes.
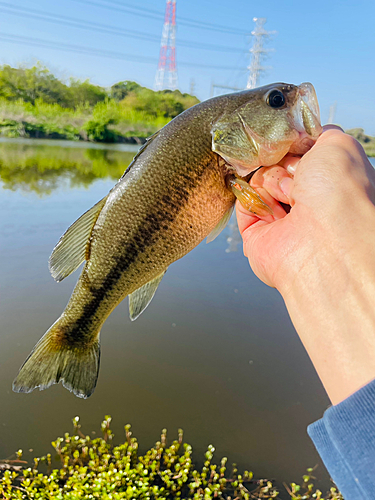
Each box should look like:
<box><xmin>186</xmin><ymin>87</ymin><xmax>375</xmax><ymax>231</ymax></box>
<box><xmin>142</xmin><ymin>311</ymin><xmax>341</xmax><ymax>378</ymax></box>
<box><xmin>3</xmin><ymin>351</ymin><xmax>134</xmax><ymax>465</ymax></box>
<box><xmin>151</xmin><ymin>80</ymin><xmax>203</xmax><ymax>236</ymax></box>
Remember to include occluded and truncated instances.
<box><xmin>12</xmin><ymin>320</ymin><xmax>100</xmax><ymax>399</ymax></box>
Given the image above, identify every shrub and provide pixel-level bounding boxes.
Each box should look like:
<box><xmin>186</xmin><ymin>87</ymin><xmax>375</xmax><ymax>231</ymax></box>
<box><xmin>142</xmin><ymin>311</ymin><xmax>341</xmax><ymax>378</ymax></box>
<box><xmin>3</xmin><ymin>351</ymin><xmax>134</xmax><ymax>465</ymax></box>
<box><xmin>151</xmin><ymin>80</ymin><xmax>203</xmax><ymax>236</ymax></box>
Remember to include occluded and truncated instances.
<box><xmin>83</xmin><ymin>119</ymin><xmax>117</xmax><ymax>142</ymax></box>
<box><xmin>0</xmin><ymin>416</ymin><xmax>343</xmax><ymax>499</ymax></box>
<box><xmin>0</xmin><ymin>65</ymin><xmax>201</xmax><ymax>143</ymax></box>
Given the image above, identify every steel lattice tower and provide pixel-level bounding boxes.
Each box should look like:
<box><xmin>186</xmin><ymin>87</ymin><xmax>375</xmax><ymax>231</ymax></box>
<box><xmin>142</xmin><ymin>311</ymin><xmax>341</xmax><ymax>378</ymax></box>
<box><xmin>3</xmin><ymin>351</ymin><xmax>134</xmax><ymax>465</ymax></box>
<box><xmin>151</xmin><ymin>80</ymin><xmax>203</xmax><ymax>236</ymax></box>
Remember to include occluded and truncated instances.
<box><xmin>247</xmin><ymin>17</ymin><xmax>274</xmax><ymax>89</ymax></box>
<box><xmin>154</xmin><ymin>0</ymin><xmax>178</xmax><ymax>91</ymax></box>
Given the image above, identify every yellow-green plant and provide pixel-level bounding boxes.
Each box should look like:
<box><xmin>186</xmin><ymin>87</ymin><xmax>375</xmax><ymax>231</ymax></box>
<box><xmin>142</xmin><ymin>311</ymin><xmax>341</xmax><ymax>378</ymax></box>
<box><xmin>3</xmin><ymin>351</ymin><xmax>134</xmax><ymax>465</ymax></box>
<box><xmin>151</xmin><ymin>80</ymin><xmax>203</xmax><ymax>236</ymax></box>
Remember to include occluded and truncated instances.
<box><xmin>0</xmin><ymin>416</ymin><xmax>342</xmax><ymax>500</ymax></box>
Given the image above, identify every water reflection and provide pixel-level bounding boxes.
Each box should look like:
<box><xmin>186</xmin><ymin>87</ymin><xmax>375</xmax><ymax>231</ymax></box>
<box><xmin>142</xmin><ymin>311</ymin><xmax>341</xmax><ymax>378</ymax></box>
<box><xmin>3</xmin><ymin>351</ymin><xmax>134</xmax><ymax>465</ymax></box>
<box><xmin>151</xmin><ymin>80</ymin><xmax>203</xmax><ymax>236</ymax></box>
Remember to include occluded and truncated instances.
<box><xmin>0</xmin><ymin>140</ymin><xmax>135</xmax><ymax>194</ymax></box>
<box><xmin>226</xmin><ymin>218</ymin><xmax>242</xmax><ymax>253</ymax></box>
<box><xmin>2</xmin><ymin>141</ymin><xmax>372</xmax><ymax>495</ymax></box>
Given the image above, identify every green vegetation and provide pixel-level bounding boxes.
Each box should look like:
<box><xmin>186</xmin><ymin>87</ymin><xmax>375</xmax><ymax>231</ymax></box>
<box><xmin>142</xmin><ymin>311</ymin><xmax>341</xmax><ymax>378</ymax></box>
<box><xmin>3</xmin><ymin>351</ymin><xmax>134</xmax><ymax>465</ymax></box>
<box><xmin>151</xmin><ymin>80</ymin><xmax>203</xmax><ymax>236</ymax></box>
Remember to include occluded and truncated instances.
<box><xmin>0</xmin><ymin>64</ymin><xmax>199</xmax><ymax>143</ymax></box>
<box><xmin>1</xmin><ymin>64</ymin><xmax>373</xmax><ymax>155</ymax></box>
<box><xmin>0</xmin><ymin>416</ymin><xmax>342</xmax><ymax>499</ymax></box>
<box><xmin>346</xmin><ymin>128</ymin><xmax>375</xmax><ymax>157</ymax></box>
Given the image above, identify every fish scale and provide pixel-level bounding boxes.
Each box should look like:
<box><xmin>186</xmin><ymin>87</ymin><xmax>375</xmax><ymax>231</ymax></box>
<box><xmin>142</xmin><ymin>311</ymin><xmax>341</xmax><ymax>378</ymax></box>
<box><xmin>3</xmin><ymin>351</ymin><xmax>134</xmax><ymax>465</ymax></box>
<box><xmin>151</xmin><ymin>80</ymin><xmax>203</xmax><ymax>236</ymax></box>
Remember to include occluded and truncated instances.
<box><xmin>13</xmin><ymin>82</ymin><xmax>322</xmax><ymax>398</ymax></box>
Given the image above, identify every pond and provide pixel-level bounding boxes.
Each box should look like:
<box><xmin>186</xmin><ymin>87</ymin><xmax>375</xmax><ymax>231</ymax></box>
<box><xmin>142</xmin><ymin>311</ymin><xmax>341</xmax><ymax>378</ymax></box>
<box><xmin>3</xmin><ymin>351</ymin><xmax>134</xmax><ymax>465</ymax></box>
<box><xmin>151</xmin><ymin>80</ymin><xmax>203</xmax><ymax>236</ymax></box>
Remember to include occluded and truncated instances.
<box><xmin>1</xmin><ymin>138</ymin><xmax>371</xmax><ymax>494</ymax></box>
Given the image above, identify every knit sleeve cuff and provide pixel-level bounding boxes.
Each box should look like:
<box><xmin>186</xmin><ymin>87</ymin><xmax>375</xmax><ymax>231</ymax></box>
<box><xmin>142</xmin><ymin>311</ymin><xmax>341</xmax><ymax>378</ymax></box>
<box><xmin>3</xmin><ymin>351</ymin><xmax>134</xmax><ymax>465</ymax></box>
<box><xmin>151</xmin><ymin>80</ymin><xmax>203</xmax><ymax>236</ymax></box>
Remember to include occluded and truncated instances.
<box><xmin>308</xmin><ymin>378</ymin><xmax>375</xmax><ymax>500</ymax></box>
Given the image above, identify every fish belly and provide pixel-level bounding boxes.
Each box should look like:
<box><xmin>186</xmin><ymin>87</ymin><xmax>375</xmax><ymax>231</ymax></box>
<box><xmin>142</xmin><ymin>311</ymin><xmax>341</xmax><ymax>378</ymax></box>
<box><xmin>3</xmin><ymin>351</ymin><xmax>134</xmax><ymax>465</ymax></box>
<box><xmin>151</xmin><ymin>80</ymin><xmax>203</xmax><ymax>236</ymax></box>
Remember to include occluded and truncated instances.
<box><xmin>60</xmin><ymin>158</ymin><xmax>235</xmax><ymax>337</ymax></box>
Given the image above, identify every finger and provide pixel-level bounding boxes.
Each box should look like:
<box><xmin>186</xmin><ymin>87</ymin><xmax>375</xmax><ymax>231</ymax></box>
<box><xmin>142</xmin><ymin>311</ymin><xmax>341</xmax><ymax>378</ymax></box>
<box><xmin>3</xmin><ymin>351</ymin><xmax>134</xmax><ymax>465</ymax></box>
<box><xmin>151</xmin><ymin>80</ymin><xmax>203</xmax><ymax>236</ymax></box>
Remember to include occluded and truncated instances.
<box><xmin>255</xmin><ymin>187</ymin><xmax>287</xmax><ymax>219</ymax></box>
<box><xmin>230</xmin><ymin>178</ymin><xmax>274</xmax><ymax>217</ymax></box>
<box><xmin>322</xmin><ymin>124</ymin><xmax>344</xmax><ymax>133</ymax></box>
<box><xmin>250</xmin><ymin>165</ymin><xmax>293</xmax><ymax>205</ymax></box>
<box><xmin>235</xmin><ymin>184</ymin><xmax>287</xmax><ymax>232</ymax></box>
<box><xmin>277</xmin><ymin>127</ymin><xmax>344</xmax><ymax>178</ymax></box>
<box><xmin>314</xmin><ymin>126</ymin><xmax>346</xmax><ymax>147</ymax></box>
<box><xmin>235</xmin><ymin>189</ymin><xmax>277</xmax><ymax>230</ymax></box>
<box><xmin>278</xmin><ymin>154</ymin><xmax>301</xmax><ymax>175</ymax></box>
<box><xmin>235</xmin><ymin>199</ymin><xmax>273</xmax><ymax>236</ymax></box>
<box><xmin>279</xmin><ymin>177</ymin><xmax>294</xmax><ymax>202</ymax></box>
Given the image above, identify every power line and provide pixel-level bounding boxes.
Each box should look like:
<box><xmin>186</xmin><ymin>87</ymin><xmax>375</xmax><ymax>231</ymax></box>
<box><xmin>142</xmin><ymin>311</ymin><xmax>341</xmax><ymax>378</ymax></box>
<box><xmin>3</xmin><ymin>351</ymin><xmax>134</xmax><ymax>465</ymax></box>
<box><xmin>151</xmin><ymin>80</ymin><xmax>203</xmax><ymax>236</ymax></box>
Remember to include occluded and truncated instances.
<box><xmin>101</xmin><ymin>0</ymin><xmax>250</xmax><ymax>34</ymax></box>
<box><xmin>72</xmin><ymin>0</ymin><xmax>249</xmax><ymax>35</ymax></box>
<box><xmin>0</xmin><ymin>32</ymin><xmax>241</xmax><ymax>71</ymax></box>
<box><xmin>95</xmin><ymin>0</ymin><xmax>163</xmax><ymax>17</ymax></box>
<box><xmin>0</xmin><ymin>2</ymin><xmax>245</xmax><ymax>53</ymax></box>
<box><xmin>0</xmin><ymin>3</ymin><xmax>157</xmax><ymax>43</ymax></box>
<box><xmin>0</xmin><ymin>32</ymin><xmax>154</xmax><ymax>63</ymax></box>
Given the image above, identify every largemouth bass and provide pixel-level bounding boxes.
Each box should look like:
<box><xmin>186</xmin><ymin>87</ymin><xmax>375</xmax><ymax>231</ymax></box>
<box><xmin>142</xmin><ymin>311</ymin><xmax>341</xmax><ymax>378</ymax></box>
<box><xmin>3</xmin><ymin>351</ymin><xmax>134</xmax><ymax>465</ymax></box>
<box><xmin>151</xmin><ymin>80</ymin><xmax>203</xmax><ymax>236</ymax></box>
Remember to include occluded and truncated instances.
<box><xmin>13</xmin><ymin>82</ymin><xmax>322</xmax><ymax>398</ymax></box>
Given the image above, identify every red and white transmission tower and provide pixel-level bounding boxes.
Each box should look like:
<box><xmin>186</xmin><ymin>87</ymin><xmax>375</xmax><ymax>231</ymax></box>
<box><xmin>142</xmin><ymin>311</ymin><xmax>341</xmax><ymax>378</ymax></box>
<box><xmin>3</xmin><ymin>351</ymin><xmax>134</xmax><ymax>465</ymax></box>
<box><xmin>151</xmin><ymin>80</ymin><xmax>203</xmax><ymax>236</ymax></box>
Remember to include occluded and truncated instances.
<box><xmin>154</xmin><ymin>0</ymin><xmax>178</xmax><ymax>91</ymax></box>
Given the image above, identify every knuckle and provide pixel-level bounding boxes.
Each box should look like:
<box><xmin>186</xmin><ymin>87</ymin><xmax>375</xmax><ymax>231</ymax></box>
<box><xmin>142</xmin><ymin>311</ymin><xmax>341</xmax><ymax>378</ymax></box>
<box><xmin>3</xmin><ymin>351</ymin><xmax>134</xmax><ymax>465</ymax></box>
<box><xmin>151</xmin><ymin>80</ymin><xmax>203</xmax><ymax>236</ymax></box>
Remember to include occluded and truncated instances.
<box><xmin>341</xmin><ymin>134</ymin><xmax>361</xmax><ymax>151</ymax></box>
<box><xmin>318</xmin><ymin>130</ymin><xmax>364</xmax><ymax>161</ymax></box>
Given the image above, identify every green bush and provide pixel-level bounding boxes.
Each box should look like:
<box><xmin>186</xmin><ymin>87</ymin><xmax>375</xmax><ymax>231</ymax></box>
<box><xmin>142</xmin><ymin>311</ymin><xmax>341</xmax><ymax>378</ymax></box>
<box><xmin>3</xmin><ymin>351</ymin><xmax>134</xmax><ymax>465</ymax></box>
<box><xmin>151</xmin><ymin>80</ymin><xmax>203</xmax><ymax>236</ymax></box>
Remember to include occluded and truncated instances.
<box><xmin>83</xmin><ymin>119</ymin><xmax>117</xmax><ymax>142</ymax></box>
<box><xmin>346</xmin><ymin>128</ymin><xmax>375</xmax><ymax>157</ymax></box>
<box><xmin>0</xmin><ymin>65</ymin><xmax>200</xmax><ymax>143</ymax></box>
<box><xmin>0</xmin><ymin>416</ymin><xmax>343</xmax><ymax>499</ymax></box>
<box><xmin>0</xmin><ymin>119</ymin><xmax>80</xmax><ymax>141</ymax></box>
<box><xmin>0</xmin><ymin>64</ymin><xmax>107</xmax><ymax>108</ymax></box>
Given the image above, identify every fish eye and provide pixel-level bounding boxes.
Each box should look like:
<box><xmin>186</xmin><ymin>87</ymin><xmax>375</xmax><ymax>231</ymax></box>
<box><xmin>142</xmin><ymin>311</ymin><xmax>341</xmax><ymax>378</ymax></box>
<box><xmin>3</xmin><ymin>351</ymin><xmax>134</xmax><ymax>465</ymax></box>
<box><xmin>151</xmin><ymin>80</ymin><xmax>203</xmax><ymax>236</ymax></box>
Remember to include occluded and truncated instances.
<box><xmin>267</xmin><ymin>90</ymin><xmax>286</xmax><ymax>109</ymax></box>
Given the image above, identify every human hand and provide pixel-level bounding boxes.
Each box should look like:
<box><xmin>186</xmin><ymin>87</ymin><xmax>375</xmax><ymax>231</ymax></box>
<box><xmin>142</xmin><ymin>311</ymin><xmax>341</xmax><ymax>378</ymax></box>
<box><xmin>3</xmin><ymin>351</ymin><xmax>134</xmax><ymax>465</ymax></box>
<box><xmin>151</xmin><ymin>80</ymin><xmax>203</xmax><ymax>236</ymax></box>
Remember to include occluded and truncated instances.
<box><xmin>237</xmin><ymin>125</ymin><xmax>375</xmax><ymax>293</ymax></box>
<box><xmin>237</xmin><ymin>126</ymin><xmax>375</xmax><ymax>404</ymax></box>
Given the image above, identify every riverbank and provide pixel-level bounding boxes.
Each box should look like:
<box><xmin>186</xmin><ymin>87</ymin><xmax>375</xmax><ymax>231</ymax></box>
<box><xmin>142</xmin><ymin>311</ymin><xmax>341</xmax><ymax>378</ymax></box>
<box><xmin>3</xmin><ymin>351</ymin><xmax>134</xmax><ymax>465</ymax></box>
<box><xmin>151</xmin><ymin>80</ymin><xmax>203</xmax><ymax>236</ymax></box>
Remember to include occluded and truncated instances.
<box><xmin>0</xmin><ymin>117</ymin><xmax>147</xmax><ymax>144</ymax></box>
<box><xmin>0</xmin><ymin>97</ymin><xmax>161</xmax><ymax>144</ymax></box>
<box><xmin>0</xmin><ymin>64</ymin><xmax>199</xmax><ymax>144</ymax></box>
<box><xmin>0</xmin><ymin>65</ymin><xmax>373</xmax><ymax>154</ymax></box>
<box><xmin>2</xmin><ymin>115</ymin><xmax>374</xmax><ymax>156</ymax></box>
<box><xmin>346</xmin><ymin>128</ymin><xmax>375</xmax><ymax>157</ymax></box>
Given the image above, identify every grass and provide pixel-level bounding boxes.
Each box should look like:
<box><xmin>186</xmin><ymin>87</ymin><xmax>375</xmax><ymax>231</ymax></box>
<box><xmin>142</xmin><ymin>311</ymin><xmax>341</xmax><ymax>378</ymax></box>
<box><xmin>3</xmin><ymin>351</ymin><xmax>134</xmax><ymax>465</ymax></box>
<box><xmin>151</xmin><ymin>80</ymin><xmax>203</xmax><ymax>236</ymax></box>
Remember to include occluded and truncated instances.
<box><xmin>0</xmin><ymin>98</ymin><xmax>171</xmax><ymax>143</ymax></box>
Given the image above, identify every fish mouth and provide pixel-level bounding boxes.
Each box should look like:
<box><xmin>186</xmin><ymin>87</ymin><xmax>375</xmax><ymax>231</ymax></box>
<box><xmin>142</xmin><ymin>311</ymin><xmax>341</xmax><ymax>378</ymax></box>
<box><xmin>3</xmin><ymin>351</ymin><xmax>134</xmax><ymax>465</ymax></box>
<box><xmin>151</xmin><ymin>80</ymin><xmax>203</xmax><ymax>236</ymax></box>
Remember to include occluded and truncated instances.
<box><xmin>289</xmin><ymin>82</ymin><xmax>322</xmax><ymax>155</ymax></box>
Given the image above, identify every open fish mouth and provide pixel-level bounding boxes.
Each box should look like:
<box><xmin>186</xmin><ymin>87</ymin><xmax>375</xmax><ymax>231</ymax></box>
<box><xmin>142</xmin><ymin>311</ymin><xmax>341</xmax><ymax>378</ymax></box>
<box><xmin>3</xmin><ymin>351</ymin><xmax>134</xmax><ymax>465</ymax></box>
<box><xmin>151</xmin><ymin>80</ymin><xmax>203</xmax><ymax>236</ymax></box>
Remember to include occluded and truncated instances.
<box><xmin>289</xmin><ymin>82</ymin><xmax>322</xmax><ymax>155</ymax></box>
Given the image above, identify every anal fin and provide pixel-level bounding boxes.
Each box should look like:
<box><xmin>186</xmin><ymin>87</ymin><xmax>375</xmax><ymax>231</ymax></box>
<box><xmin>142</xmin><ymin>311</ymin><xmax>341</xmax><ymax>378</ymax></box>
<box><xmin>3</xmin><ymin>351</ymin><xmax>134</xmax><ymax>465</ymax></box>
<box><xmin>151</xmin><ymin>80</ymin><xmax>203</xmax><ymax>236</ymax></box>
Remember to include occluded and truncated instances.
<box><xmin>49</xmin><ymin>196</ymin><xmax>108</xmax><ymax>282</ymax></box>
<box><xmin>129</xmin><ymin>271</ymin><xmax>166</xmax><ymax>321</ymax></box>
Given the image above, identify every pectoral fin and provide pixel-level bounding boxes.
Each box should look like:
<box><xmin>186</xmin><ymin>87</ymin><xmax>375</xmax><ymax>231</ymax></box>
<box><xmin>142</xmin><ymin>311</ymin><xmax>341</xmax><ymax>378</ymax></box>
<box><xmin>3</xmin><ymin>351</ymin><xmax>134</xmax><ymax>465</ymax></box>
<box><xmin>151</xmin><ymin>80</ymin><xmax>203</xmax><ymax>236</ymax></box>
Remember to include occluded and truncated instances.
<box><xmin>129</xmin><ymin>271</ymin><xmax>166</xmax><ymax>321</ymax></box>
<box><xmin>206</xmin><ymin>205</ymin><xmax>234</xmax><ymax>243</ymax></box>
<box><xmin>49</xmin><ymin>196</ymin><xmax>108</xmax><ymax>282</ymax></box>
<box><xmin>230</xmin><ymin>178</ymin><xmax>272</xmax><ymax>217</ymax></box>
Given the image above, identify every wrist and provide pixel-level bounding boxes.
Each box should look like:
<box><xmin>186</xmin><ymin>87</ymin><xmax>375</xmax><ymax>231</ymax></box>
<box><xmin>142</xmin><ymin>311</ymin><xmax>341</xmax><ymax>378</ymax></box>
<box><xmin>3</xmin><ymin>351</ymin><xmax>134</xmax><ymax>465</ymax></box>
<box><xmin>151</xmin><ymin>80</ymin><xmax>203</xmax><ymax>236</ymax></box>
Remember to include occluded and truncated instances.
<box><xmin>278</xmin><ymin>198</ymin><xmax>375</xmax><ymax>404</ymax></box>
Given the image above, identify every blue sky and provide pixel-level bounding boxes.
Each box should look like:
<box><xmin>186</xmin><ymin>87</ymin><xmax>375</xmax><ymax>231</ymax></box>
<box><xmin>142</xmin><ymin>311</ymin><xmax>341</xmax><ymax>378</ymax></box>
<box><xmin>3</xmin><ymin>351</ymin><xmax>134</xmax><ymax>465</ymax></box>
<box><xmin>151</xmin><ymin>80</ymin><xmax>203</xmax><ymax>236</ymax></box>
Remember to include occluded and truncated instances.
<box><xmin>0</xmin><ymin>0</ymin><xmax>374</xmax><ymax>133</ymax></box>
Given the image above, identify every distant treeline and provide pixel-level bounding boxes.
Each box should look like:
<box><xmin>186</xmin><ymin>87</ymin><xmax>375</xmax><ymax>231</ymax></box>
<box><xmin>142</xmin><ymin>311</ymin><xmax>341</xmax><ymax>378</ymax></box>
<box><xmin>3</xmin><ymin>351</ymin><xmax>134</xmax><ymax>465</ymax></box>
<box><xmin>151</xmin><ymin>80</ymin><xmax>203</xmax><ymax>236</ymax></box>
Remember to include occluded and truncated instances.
<box><xmin>0</xmin><ymin>64</ymin><xmax>199</xmax><ymax>143</ymax></box>
<box><xmin>346</xmin><ymin>128</ymin><xmax>375</xmax><ymax>157</ymax></box>
<box><xmin>0</xmin><ymin>64</ymin><xmax>374</xmax><ymax>154</ymax></box>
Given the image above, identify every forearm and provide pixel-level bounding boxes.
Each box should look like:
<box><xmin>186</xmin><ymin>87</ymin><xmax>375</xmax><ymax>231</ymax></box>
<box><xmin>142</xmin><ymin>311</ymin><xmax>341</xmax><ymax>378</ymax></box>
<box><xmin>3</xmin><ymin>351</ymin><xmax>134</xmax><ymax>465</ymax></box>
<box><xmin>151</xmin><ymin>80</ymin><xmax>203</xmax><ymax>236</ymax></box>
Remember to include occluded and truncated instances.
<box><xmin>280</xmin><ymin>201</ymin><xmax>375</xmax><ymax>404</ymax></box>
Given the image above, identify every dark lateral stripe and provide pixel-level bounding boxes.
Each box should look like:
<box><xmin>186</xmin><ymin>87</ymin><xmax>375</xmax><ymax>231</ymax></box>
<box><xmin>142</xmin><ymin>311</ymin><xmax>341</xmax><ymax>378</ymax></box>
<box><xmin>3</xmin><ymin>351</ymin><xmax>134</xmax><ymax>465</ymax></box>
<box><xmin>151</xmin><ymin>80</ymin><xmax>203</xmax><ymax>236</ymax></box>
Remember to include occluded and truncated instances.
<box><xmin>67</xmin><ymin>156</ymin><xmax>211</xmax><ymax>341</ymax></box>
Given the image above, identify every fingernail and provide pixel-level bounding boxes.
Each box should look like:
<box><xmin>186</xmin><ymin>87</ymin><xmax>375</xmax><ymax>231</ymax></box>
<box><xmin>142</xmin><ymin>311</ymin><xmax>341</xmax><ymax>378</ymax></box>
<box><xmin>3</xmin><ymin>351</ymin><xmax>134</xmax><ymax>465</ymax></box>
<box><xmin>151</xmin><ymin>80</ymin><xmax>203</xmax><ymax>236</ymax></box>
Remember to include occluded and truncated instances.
<box><xmin>287</xmin><ymin>163</ymin><xmax>297</xmax><ymax>175</ymax></box>
<box><xmin>280</xmin><ymin>177</ymin><xmax>293</xmax><ymax>197</ymax></box>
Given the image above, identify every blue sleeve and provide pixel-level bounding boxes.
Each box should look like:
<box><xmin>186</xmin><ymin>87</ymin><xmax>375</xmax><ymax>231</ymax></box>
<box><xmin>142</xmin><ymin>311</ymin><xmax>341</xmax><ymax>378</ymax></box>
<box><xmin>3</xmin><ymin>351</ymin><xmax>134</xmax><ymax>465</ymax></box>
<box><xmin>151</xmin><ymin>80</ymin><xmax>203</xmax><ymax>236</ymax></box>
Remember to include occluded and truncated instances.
<box><xmin>308</xmin><ymin>378</ymin><xmax>375</xmax><ymax>500</ymax></box>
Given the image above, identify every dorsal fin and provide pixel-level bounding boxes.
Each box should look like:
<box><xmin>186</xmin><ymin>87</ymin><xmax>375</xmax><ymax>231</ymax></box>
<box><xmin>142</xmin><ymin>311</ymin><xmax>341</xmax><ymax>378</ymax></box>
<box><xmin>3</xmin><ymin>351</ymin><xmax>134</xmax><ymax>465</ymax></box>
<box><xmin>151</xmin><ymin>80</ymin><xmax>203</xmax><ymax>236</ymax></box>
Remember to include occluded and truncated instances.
<box><xmin>128</xmin><ymin>271</ymin><xmax>166</xmax><ymax>321</ymax></box>
<box><xmin>120</xmin><ymin>130</ymin><xmax>161</xmax><ymax>180</ymax></box>
<box><xmin>49</xmin><ymin>196</ymin><xmax>108</xmax><ymax>282</ymax></box>
<box><xmin>206</xmin><ymin>205</ymin><xmax>234</xmax><ymax>243</ymax></box>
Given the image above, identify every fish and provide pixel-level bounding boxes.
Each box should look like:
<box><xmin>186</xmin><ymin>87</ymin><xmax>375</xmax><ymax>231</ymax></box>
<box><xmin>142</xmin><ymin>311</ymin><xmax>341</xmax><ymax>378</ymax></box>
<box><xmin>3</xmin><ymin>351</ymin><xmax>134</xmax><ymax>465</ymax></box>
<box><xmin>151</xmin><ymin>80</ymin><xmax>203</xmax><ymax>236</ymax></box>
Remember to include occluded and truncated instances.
<box><xmin>13</xmin><ymin>82</ymin><xmax>322</xmax><ymax>398</ymax></box>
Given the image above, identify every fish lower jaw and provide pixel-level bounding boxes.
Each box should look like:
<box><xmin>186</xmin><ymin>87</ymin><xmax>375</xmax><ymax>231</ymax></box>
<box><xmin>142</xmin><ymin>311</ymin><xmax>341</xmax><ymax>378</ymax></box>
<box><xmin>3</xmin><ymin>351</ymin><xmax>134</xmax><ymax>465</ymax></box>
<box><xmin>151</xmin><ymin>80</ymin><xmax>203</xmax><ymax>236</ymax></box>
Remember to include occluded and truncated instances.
<box><xmin>230</xmin><ymin>163</ymin><xmax>257</xmax><ymax>177</ymax></box>
<box><xmin>218</xmin><ymin>154</ymin><xmax>259</xmax><ymax>178</ymax></box>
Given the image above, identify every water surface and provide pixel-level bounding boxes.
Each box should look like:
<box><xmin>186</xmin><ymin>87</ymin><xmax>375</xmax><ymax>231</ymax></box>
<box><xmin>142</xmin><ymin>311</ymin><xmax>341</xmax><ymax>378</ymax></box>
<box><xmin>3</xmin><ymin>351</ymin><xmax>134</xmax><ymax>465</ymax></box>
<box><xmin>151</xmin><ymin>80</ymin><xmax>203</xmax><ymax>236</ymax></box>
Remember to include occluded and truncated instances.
<box><xmin>2</xmin><ymin>139</ymin><xmax>368</xmax><ymax>494</ymax></box>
